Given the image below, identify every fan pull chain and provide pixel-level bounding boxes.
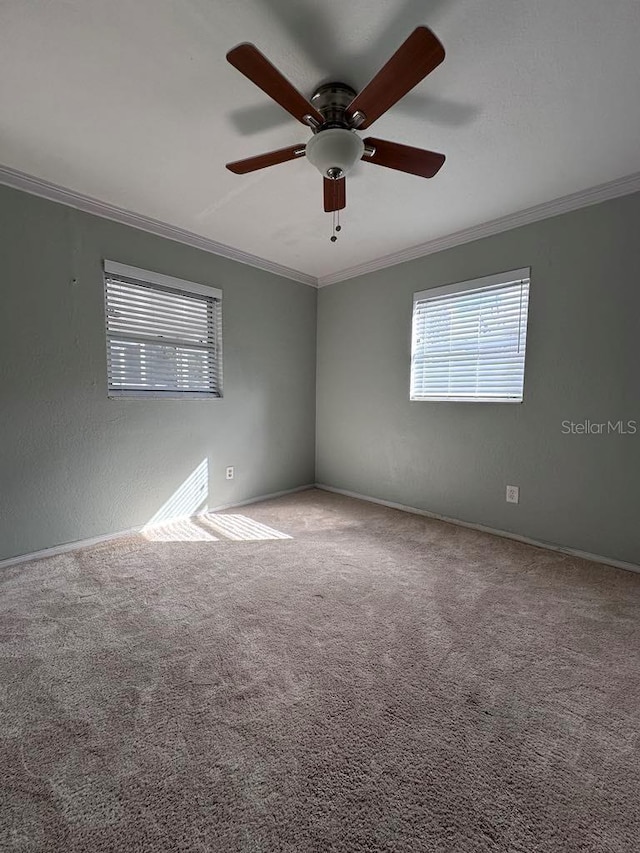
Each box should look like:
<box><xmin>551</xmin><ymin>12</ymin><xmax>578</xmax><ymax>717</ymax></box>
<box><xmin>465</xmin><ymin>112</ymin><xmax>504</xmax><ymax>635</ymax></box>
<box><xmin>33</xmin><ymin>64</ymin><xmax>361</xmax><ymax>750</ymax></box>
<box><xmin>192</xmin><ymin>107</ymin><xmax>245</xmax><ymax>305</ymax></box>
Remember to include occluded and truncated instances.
<box><xmin>330</xmin><ymin>208</ymin><xmax>342</xmax><ymax>243</ymax></box>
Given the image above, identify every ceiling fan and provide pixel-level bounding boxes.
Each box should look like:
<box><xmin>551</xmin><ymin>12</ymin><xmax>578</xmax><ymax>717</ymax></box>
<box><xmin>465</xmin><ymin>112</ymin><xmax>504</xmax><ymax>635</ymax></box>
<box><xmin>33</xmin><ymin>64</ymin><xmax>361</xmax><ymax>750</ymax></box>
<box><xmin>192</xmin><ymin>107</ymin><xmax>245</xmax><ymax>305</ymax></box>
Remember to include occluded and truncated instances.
<box><xmin>225</xmin><ymin>27</ymin><xmax>446</xmax><ymax>235</ymax></box>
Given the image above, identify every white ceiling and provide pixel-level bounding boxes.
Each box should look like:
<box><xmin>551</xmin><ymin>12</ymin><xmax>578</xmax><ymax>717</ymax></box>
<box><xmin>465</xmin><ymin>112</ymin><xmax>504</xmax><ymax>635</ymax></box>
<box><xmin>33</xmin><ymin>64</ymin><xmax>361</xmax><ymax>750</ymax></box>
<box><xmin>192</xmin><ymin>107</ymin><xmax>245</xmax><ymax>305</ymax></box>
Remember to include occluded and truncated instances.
<box><xmin>1</xmin><ymin>0</ymin><xmax>640</xmax><ymax>281</ymax></box>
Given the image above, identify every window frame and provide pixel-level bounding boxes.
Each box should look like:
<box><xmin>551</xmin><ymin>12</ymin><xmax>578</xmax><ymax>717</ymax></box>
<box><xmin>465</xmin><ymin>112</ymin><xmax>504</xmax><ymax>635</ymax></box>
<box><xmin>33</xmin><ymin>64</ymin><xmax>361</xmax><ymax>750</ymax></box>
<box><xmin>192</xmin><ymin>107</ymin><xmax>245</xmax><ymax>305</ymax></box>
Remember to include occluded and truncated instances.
<box><xmin>103</xmin><ymin>260</ymin><xmax>223</xmax><ymax>400</ymax></box>
<box><xmin>410</xmin><ymin>267</ymin><xmax>531</xmax><ymax>404</ymax></box>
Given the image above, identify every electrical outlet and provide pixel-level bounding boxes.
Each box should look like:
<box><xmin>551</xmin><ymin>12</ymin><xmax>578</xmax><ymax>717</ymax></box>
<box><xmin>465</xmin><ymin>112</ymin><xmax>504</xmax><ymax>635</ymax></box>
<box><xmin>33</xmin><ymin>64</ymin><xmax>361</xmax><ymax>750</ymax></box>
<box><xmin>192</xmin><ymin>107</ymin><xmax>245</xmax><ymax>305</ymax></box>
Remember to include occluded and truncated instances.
<box><xmin>225</xmin><ymin>466</ymin><xmax>234</xmax><ymax>480</ymax></box>
<box><xmin>506</xmin><ymin>485</ymin><xmax>519</xmax><ymax>504</ymax></box>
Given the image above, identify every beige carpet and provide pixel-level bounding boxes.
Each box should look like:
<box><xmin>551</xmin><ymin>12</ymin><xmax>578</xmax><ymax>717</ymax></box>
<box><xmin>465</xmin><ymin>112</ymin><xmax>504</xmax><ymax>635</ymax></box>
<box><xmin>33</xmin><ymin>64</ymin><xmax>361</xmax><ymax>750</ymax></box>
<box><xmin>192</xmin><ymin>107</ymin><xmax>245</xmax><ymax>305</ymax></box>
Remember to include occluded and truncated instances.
<box><xmin>1</xmin><ymin>489</ymin><xmax>639</xmax><ymax>852</ymax></box>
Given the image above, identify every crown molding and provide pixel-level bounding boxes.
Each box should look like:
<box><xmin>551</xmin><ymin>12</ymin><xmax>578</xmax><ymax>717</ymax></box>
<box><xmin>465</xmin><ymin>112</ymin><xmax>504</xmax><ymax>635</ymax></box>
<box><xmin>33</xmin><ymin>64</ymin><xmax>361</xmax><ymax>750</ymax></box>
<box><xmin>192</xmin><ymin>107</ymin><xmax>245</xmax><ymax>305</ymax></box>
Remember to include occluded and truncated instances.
<box><xmin>318</xmin><ymin>171</ymin><xmax>640</xmax><ymax>287</ymax></box>
<box><xmin>0</xmin><ymin>163</ymin><xmax>317</xmax><ymax>288</ymax></box>
<box><xmin>3</xmin><ymin>162</ymin><xmax>640</xmax><ymax>291</ymax></box>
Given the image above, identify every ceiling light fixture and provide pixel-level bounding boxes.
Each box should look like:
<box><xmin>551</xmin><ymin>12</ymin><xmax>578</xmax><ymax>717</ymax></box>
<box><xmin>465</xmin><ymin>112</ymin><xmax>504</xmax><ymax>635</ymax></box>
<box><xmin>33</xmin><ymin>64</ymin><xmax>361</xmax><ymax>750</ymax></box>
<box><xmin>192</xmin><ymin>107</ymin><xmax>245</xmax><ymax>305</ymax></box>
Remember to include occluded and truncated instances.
<box><xmin>305</xmin><ymin>128</ymin><xmax>365</xmax><ymax>181</ymax></box>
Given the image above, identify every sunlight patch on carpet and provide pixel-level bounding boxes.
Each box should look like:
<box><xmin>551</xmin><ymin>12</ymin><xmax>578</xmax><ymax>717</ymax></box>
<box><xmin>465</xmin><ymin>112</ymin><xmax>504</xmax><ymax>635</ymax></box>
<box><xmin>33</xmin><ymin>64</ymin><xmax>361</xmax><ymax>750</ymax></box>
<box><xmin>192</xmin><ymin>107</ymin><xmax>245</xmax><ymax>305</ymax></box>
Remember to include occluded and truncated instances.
<box><xmin>142</xmin><ymin>512</ymin><xmax>291</xmax><ymax>542</ymax></box>
<box><xmin>198</xmin><ymin>514</ymin><xmax>292</xmax><ymax>541</ymax></box>
<box><xmin>142</xmin><ymin>517</ymin><xmax>219</xmax><ymax>542</ymax></box>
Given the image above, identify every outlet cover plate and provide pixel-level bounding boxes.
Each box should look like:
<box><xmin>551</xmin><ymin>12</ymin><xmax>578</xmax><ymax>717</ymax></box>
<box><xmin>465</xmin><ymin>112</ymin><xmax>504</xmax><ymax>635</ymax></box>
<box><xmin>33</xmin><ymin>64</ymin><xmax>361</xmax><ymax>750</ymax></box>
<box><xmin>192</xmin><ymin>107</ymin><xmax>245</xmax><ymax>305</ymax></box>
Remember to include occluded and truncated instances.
<box><xmin>506</xmin><ymin>485</ymin><xmax>519</xmax><ymax>504</ymax></box>
<box><xmin>226</xmin><ymin>466</ymin><xmax>234</xmax><ymax>480</ymax></box>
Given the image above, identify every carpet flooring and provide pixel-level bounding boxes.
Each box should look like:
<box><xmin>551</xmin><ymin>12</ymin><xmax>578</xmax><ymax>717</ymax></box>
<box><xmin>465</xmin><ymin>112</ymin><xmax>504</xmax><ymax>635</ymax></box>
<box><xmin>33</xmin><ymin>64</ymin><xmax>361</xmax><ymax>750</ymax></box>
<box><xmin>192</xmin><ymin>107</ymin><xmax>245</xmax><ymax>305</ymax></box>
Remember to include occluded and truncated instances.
<box><xmin>1</xmin><ymin>489</ymin><xmax>639</xmax><ymax>852</ymax></box>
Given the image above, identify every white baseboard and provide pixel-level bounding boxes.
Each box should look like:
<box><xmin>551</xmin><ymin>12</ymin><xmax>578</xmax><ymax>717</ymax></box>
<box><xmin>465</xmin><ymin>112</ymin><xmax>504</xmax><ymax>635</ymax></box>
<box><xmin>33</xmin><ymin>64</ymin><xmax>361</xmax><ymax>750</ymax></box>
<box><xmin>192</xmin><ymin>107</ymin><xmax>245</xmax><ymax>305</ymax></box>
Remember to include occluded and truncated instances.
<box><xmin>315</xmin><ymin>484</ymin><xmax>640</xmax><ymax>574</ymax></box>
<box><xmin>198</xmin><ymin>483</ymin><xmax>314</xmax><ymax>515</ymax></box>
<box><xmin>0</xmin><ymin>484</ymin><xmax>314</xmax><ymax>569</ymax></box>
<box><xmin>5</xmin><ymin>482</ymin><xmax>636</xmax><ymax>575</ymax></box>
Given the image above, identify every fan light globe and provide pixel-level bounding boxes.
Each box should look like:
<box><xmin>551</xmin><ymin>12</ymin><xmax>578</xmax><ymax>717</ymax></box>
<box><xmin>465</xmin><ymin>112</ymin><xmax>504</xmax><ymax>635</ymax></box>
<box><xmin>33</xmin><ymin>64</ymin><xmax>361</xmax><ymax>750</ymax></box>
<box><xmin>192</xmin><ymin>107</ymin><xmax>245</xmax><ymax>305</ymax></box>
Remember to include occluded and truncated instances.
<box><xmin>306</xmin><ymin>128</ymin><xmax>365</xmax><ymax>179</ymax></box>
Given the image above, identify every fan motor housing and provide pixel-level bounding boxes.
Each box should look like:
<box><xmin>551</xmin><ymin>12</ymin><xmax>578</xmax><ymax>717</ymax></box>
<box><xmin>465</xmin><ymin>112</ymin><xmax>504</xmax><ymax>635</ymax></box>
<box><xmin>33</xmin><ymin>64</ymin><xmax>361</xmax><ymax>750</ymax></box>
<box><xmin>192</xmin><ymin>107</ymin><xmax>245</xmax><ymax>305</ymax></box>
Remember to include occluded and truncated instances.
<box><xmin>310</xmin><ymin>82</ymin><xmax>357</xmax><ymax>129</ymax></box>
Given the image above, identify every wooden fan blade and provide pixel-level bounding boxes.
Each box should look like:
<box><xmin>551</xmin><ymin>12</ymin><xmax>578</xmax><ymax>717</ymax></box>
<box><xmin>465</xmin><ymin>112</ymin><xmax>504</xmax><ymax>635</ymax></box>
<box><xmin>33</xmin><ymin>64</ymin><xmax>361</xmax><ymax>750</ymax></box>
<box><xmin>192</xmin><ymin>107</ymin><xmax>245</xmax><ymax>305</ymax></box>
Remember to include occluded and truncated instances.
<box><xmin>324</xmin><ymin>177</ymin><xmax>346</xmax><ymax>212</ymax></box>
<box><xmin>227</xmin><ymin>43</ymin><xmax>324</xmax><ymax>126</ymax></box>
<box><xmin>346</xmin><ymin>27</ymin><xmax>445</xmax><ymax>129</ymax></box>
<box><xmin>226</xmin><ymin>144</ymin><xmax>305</xmax><ymax>174</ymax></box>
<box><xmin>362</xmin><ymin>138</ymin><xmax>445</xmax><ymax>178</ymax></box>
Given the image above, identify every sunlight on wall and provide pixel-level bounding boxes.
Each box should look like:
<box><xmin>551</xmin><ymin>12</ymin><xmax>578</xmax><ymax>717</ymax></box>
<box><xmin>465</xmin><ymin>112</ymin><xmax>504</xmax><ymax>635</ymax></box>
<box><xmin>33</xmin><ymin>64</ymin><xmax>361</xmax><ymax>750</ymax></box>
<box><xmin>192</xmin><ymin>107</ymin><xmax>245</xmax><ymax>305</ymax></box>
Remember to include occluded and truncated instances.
<box><xmin>140</xmin><ymin>458</ymin><xmax>292</xmax><ymax>542</ymax></box>
<box><xmin>144</xmin><ymin>459</ymin><xmax>209</xmax><ymax>528</ymax></box>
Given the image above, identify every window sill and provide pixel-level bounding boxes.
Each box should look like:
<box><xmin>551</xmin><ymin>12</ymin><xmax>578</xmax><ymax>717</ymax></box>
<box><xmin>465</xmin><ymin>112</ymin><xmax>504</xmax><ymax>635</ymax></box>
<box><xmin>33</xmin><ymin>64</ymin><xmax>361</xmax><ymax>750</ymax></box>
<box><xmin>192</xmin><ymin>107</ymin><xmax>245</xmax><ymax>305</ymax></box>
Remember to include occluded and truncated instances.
<box><xmin>108</xmin><ymin>391</ymin><xmax>222</xmax><ymax>400</ymax></box>
<box><xmin>410</xmin><ymin>396</ymin><xmax>522</xmax><ymax>403</ymax></box>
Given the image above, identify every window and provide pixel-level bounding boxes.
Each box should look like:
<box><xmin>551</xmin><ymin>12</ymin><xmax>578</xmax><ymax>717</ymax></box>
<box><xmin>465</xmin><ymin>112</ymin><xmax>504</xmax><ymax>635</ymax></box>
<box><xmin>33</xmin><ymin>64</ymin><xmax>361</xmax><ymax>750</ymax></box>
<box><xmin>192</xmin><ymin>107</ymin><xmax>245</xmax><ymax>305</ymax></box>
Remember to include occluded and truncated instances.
<box><xmin>104</xmin><ymin>261</ymin><xmax>222</xmax><ymax>398</ymax></box>
<box><xmin>410</xmin><ymin>268</ymin><xmax>530</xmax><ymax>403</ymax></box>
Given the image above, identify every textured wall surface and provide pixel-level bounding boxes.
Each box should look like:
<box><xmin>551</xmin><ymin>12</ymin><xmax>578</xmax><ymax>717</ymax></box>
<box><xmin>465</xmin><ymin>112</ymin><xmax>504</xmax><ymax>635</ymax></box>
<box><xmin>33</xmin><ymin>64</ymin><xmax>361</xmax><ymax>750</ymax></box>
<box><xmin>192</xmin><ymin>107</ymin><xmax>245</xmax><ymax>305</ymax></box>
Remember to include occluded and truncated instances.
<box><xmin>0</xmin><ymin>185</ymin><xmax>317</xmax><ymax>561</ymax></box>
<box><xmin>316</xmin><ymin>192</ymin><xmax>640</xmax><ymax>566</ymax></box>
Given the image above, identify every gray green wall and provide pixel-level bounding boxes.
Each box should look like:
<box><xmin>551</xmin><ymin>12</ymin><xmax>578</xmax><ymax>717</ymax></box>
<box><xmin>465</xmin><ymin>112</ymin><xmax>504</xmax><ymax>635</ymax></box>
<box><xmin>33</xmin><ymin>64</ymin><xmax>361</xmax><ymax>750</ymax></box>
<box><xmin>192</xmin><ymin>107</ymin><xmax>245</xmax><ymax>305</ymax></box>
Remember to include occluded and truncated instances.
<box><xmin>316</xmin><ymin>192</ymin><xmax>640</xmax><ymax>566</ymax></box>
<box><xmin>2</xmin><ymin>184</ymin><xmax>638</xmax><ymax>567</ymax></box>
<box><xmin>0</xmin><ymin>184</ymin><xmax>317</xmax><ymax>561</ymax></box>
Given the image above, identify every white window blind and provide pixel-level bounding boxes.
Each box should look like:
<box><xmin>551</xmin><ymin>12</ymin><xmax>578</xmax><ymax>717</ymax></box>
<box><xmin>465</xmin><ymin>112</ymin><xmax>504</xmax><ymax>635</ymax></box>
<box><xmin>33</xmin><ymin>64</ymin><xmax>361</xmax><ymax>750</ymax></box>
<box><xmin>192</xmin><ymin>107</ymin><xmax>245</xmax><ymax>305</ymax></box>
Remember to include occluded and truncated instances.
<box><xmin>410</xmin><ymin>268</ymin><xmax>530</xmax><ymax>402</ymax></box>
<box><xmin>104</xmin><ymin>261</ymin><xmax>222</xmax><ymax>398</ymax></box>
